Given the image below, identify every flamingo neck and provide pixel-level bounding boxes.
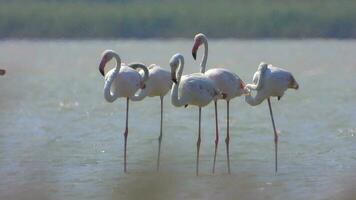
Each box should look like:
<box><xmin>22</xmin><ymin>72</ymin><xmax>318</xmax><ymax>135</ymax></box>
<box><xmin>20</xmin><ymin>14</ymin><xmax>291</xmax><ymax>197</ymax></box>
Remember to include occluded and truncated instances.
<box><xmin>244</xmin><ymin>92</ymin><xmax>265</xmax><ymax>106</ymax></box>
<box><xmin>130</xmin><ymin>89</ymin><xmax>148</xmax><ymax>101</ymax></box>
<box><xmin>200</xmin><ymin>38</ymin><xmax>208</xmax><ymax>73</ymax></box>
<box><xmin>103</xmin><ymin>53</ymin><xmax>121</xmax><ymax>102</ymax></box>
<box><xmin>171</xmin><ymin>55</ymin><xmax>185</xmax><ymax>107</ymax></box>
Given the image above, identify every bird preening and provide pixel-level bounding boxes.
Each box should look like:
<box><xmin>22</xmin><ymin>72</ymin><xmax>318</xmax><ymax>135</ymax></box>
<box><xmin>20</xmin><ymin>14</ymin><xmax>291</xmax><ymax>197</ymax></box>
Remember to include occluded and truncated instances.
<box><xmin>98</xmin><ymin>33</ymin><xmax>299</xmax><ymax>175</ymax></box>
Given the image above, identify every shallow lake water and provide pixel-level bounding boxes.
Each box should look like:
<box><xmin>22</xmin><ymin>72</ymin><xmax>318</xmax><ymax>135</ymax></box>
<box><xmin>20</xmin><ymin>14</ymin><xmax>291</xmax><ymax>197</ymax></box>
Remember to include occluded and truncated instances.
<box><xmin>0</xmin><ymin>39</ymin><xmax>355</xmax><ymax>200</ymax></box>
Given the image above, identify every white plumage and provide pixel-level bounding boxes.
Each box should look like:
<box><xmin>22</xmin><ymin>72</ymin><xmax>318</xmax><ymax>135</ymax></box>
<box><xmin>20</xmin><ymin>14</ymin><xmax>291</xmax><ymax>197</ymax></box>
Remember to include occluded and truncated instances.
<box><xmin>244</xmin><ymin>62</ymin><xmax>299</xmax><ymax>173</ymax></box>
<box><xmin>130</xmin><ymin>63</ymin><xmax>172</xmax><ymax>171</ymax></box>
<box><xmin>98</xmin><ymin>49</ymin><xmax>149</xmax><ymax>173</ymax></box>
<box><xmin>170</xmin><ymin>53</ymin><xmax>221</xmax><ymax>175</ymax></box>
<box><xmin>192</xmin><ymin>33</ymin><xmax>247</xmax><ymax>174</ymax></box>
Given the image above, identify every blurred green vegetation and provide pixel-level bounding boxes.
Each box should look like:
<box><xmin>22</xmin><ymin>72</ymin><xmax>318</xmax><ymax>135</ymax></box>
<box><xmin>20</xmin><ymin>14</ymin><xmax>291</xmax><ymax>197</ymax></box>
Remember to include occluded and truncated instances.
<box><xmin>1</xmin><ymin>0</ymin><xmax>356</xmax><ymax>38</ymax></box>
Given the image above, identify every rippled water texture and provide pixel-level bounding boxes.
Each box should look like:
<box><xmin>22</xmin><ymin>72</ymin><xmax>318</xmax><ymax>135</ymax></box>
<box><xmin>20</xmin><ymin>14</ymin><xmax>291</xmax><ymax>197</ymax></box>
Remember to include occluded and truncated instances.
<box><xmin>0</xmin><ymin>40</ymin><xmax>355</xmax><ymax>200</ymax></box>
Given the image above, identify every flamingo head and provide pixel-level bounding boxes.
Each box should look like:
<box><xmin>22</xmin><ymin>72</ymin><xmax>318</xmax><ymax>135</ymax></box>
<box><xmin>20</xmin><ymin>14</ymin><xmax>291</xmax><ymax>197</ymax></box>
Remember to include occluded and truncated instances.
<box><xmin>289</xmin><ymin>75</ymin><xmax>299</xmax><ymax>90</ymax></box>
<box><xmin>239</xmin><ymin>79</ymin><xmax>250</xmax><ymax>95</ymax></box>
<box><xmin>169</xmin><ymin>54</ymin><xmax>180</xmax><ymax>83</ymax></box>
<box><xmin>99</xmin><ymin>50</ymin><xmax>116</xmax><ymax>76</ymax></box>
<box><xmin>192</xmin><ymin>33</ymin><xmax>206</xmax><ymax>60</ymax></box>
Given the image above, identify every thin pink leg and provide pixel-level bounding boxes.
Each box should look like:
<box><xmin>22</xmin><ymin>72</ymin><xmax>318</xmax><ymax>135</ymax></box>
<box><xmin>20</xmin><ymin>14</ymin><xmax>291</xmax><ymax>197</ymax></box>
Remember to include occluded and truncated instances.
<box><xmin>156</xmin><ymin>96</ymin><xmax>163</xmax><ymax>171</ymax></box>
<box><xmin>225</xmin><ymin>100</ymin><xmax>231</xmax><ymax>174</ymax></box>
<box><xmin>196</xmin><ymin>107</ymin><xmax>202</xmax><ymax>176</ymax></box>
<box><xmin>267</xmin><ymin>98</ymin><xmax>278</xmax><ymax>173</ymax></box>
<box><xmin>212</xmin><ymin>101</ymin><xmax>219</xmax><ymax>174</ymax></box>
<box><xmin>123</xmin><ymin>97</ymin><xmax>129</xmax><ymax>173</ymax></box>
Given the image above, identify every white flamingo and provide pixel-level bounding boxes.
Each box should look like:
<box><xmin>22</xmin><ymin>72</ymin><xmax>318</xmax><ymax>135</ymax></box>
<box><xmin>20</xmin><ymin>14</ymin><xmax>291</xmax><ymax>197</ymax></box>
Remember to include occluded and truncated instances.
<box><xmin>130</xmin><ymin>64</ymin><xmax>172</xmax><ymax>171</ymax></box>
<box><xmin>169</xmin><ymin>53</ymin><xmax>222</xmax><ymax>176</ymax></box>
<box><xmin>244</xmin><ymin>62</ymin><xmax>299</xmax><ymax>173</ymax></box>
<box><xmin>192</xmin><ymin>33</ymin><xmax>247</xmax><ymax>174</ymax></box>
<box><xmin>0</xmin><ymin>69</ymin><xmax>5</xmax><ymax>75</ymax></box>
<box><xmin>98</xmin><ymin>50</ymin><xmax>149</xmax><ymax>173</ymax></box>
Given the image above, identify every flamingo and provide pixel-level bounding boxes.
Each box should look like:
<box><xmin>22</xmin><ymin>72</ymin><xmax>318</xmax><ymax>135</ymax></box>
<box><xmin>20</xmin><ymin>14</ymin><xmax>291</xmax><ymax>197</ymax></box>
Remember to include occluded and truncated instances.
<box><xmin>192</xmin><ymin>33</ymin><xmax>247</xmax><ymax>174</ymax></box>
<box><xmin>130</xmin><ymin>64</ymin><xmax>172</xmax><ymax>171</ymax></box>
<box><xmin>98</xmin><ymin>50</ymin><xmax>149</xmax><ymax>173</ymax></box>
<box><xmin>169</xmin><ymin>53</ymin><xmax>222</xmax><ymax>176</ymax></box>
<box><xmin>0</xmin><ymin>69</ymin><xmax>5</xmax><ymax>75</ymax></box>
<box><xmin>244</xmin><ymin>62</ymin><xmax>299</xmax><ymax>173</ymax></box>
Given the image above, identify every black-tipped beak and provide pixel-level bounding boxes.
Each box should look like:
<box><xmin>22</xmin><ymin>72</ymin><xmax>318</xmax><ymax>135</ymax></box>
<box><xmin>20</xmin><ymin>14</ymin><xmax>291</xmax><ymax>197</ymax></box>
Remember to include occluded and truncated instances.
<box><xmin>172</xmin><ymin>77</ymin><xmax>177</xmax><ymax>84</ymax></box>
<box><xmin>99</xmin><ymin>58</ymin><xmax>107</xmax><ymax>76</ymax></box>
<box><xmin>0</xmin><ymin>69</ymin><xmax>5</xmax><ymax>76</ymax></box>
<box><xmin>191</xmin><ymin>41</ymin><xmax>200</xmax><ymax>60</ymax></box>
<box><xmin>192</xmin><ymin>52</ymin><xmax>197</xmax><ymax>60</ymax></box>
<box><xmin>140</xmin><ymin>82</ymin><xmax>146</xmax><ymax>89</ymax></box>
<box><xmin>171</xmin><ymin>71</ymin><xmax>177</xmax><ymax>83</ymax></box>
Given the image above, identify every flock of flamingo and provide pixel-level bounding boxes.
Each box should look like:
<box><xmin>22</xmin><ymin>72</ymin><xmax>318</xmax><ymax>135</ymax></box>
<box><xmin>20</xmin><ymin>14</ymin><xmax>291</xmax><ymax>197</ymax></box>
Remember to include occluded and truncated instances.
<box><xmin>98</xmin><ymin>33</ymin><xmax>299</xmax><ymax>175</ymax></box>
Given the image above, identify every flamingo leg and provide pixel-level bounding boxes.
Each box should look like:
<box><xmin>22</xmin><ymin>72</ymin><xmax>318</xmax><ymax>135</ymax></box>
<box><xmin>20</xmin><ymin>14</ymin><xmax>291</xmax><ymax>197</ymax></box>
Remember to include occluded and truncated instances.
<box><xmin>157</xmin><ymin>96</ymin><xmax>164</xmax><ymax>171</ymax></box>
<box><xmin>196</xmin><ymin>107</ymin><xmax>202</xmax><ymax>176</ymax></box>
<box><xmin>225</xmin><ymin>100</ymin><xmax>231</xmax><ymax>174</ymax></box>
<box><xmin>212</xmin><ymin>100</ymin><xmax>219</xmax><ymax>174</ymax></box>
<box><xmin>267</xmin><ymin>98</ymin><xmax>278</xmax><ymax>173</ymax></box>
<box><xmin>123</xmin><ymin>97</ymin><xmax>129</xmax><ymax>173</ymax></box>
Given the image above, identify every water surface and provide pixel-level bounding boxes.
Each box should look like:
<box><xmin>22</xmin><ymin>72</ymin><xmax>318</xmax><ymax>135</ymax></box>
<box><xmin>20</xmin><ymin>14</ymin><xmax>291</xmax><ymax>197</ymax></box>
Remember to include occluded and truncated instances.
<box><xmin>0</xmin><ymin>40</ymin><xmax>355</xmax><ymax>200</ymax></box>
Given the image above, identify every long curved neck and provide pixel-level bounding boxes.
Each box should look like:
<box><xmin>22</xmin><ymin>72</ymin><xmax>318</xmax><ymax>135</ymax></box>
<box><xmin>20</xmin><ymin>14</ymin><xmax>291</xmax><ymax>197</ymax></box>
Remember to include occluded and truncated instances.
<box><xmin>130</xmin><ymin>89</ymin><xmax>148</xmax><ymax>101</ymax></box>
<box><xmin>128</xmin><ymin>63</ymin><xmax>149</xmax><ymax>83</ymax></box>
<box><xmin>245</xmin><ymin>90</ymin><xmax>266</xmax><ymax>106</ymax></box>
<box><xmin>103</xmin><ymin>53</ymin><xmax>121</xmax><ymax>102</ymax></box>
<box><xmin>246</xmin><ymin>63</ymin><xmax>268</xmax><ymax>91</ymax></box>
<box><xmin>200</xmin><ymin>38</ymin><xmax>208</xmax><ymax>73</ymax></box>
<box><xmin>171</xmin><ymin>55</ymin><xmax>185</xmax><ymax>107</ymax></box>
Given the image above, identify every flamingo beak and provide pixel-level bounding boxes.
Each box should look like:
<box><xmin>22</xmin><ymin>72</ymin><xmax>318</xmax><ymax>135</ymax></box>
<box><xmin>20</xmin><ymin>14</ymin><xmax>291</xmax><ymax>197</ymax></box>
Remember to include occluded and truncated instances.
<box><xmin>99</xmin><ymin>57</ymin><xmax>108</xmax><ymax>76</ymax></box>
<box><xmin>140</xmin><ymin>82</ymin><xmax>146</xmax><ymax>89</ymax></box>
<box><xmin>289</xmin><ymin>76</ymin><xmax>299</xmax><ymax>90</ymax></box>
<box><xmin>192</xmin><ymin>41</ymin><xmax>200</xmax><ymax>60</ymax></box>
<box><xmin>240</xmin><ymin>80</ymin><xmax>249</xmax><ymax>95</ymax></box>
<box><xmin>171</xmin><ymin>71</ymin><xmax>177</xmax><ymax>84</ymax></box>
<box><xmin>0</xmin><ymin>69</ymin><xmax>5</xmax><ymax>76</ymax></box>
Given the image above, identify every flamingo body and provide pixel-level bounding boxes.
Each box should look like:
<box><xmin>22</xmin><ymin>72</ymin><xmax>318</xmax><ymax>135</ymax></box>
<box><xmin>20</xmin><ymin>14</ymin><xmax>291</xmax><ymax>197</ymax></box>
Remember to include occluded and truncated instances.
<box><xmin>177</xmin><ymin>73</ymin><xmax>220</xmax><ymax>107</ymax></box>
<box><xmin>105</xmin><ymin>66</ymin><xmax>143</xmax><ymax>101</ymax></box>
<box><xmin>244</xmin><ymin>62</ymin><xmax>299</xmax><ymax>173</ymax></box>
<box><xmin>245</xmin><ymin>63</ymin><xmax>299</xmax><ymax>106</ymax></box>
<box><xmin>130</xmin><ymin>63</ymin><xmax>172</xmax><ymax>171</ymax></box>
<box><xmin>137</xmin><ymin>64</ymin><xmax>172</xmax><ymax>97</ymax></box>
<box><xmin>205</xmin><ymin>68</ymin><xmax>245</xmax><ymax>101</ymax></box>
<box><xmin>192</xmin><ymin>33</ymin><xmax>247</xmax><ymax>174</ymax></box>
<box><xmin>170</xmin><ymin>53</ymin><xmax>221</xmax><ymax>175</ymax></box>
<box><xmin>99</xmin><ymin>50</ymin><xmax>149</xmax><ymax>173</ymax></box>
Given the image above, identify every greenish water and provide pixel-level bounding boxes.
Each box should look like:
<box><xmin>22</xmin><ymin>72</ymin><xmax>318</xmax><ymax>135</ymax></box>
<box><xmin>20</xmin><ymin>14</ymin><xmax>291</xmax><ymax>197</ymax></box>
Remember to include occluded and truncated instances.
<box><xmin>0</xmin><ymin>40</ymin><xmax>355</xmax><ymax>200</ymax></box>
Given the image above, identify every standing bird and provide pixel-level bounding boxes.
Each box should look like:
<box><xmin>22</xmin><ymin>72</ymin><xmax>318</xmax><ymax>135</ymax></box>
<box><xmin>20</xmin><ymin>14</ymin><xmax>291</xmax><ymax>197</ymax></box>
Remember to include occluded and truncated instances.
<box><xmin>130</xmin><ymin>64</ymin><xmax>172</xmax><ymax>171</ymax></box>
<box><xmin>0</xmin><ymin>69</ymin><xmax>5</xmax><ymax>76</ymax></box>
<box><xmin>192</xmin><ymin>33</ymin><xmax>247</xmax><ymax>174</ymax></box>
<box><xmin>98</xmin><ymin>50</ymin><xmax>149</xmax><ymax>173</ymax></box>
<box><xmin>170</xmin><ymin>53</ymin><xmax>222</xmax><ymax>176</ymax></box>
<box><xmin>244</xmin><ymin>62</ymin><xmax>299</xmax><ymax>173</ymax></box>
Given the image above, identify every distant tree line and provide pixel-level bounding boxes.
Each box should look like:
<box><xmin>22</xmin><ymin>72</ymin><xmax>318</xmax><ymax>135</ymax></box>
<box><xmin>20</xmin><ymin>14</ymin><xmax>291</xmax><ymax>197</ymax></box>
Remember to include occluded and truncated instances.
<box><xmin>1</xmin><ymin>0</ymin><xmax>356</xmax><ymax>39</ymax></box>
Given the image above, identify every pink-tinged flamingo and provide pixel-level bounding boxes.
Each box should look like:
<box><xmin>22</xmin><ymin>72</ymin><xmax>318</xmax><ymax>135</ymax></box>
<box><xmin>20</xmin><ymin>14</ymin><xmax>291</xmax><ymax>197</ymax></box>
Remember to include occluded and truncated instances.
<box><xmin>244</xmin><ymin>62</ymin><xmax>299</xmax><ymax>173</ymax></box>
<box><xmin>169</xmin><ymin>53</ymin><xmax>222</xmax><ymax>176</ymax></box>
<box><xmin>192</xmin><ymin>33</ymin><xmax>247</xmax><ymax>174</ymax></box>
<box><xmin>130</xmin><ymin>64</ymin><xmax>172</xmax><ymax>171</ymax></box>
<box><xmin>99</xmin><ymin>50</ymin><xmax>149</xmax><ymax>173</ymax></box>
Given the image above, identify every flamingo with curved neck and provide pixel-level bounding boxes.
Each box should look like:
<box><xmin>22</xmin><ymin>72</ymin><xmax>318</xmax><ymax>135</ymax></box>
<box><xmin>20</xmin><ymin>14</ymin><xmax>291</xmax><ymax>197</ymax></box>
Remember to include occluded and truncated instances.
<box><xmin>99</xmin><ymin>49</ymin><xmax>149</xmax><ymax>173</ymax></box>
<box><xmin>170</xmin><ymin>53</ymin><xmax>221</xmax><ymax>176</ymax></box>
<box><xmin>192</xmin><ymin>33</ymin><xmax>247</xmax><ymax>174</ymax></box>
<box><xmin>130</xmin><ymin>63</ymin><xmax>172</xmax><ymax>171</ymax></box>
<box><xmin>245</xmin><ymin>62</ymin><xmax>299</xmax><ymax>173</ymax></box>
